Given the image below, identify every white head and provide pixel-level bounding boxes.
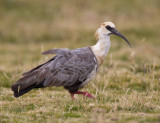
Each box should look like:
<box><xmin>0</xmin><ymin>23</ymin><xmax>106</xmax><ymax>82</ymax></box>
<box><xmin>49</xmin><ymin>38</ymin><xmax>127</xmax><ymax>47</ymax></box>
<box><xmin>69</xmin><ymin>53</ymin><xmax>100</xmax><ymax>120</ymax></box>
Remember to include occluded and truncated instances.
<box><xmin>95</xmin><ymin>21</ymin><xmax>132</xmax><ymax>47</ymax></box>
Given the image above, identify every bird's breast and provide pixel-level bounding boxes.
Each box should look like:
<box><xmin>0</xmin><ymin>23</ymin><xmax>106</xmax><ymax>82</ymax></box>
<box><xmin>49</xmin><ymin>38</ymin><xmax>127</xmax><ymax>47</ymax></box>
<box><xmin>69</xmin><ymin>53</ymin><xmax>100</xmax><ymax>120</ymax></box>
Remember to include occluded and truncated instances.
<box><xmin>91</xmin><ymin>40</ymin><xmax>111</xmax><ymax>66</ymax></box>
<box><xmin>90</xmin><ymin>47</ymin><xmax>107</xmax><ymax>66</ymax></box>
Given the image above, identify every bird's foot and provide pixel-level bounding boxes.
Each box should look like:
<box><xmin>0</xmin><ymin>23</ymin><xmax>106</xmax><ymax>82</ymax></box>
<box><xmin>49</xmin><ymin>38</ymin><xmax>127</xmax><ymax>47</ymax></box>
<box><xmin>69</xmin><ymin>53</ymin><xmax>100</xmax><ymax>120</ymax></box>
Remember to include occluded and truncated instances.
<box><xmin>82</xmin><ymin>92</ymin><xmax>95</xmax><ymax>99</ymax></box>
<box><xmin>70</xmin><ymin>91</ymin><xmax>95</xmax><ymax>99</ymax></box>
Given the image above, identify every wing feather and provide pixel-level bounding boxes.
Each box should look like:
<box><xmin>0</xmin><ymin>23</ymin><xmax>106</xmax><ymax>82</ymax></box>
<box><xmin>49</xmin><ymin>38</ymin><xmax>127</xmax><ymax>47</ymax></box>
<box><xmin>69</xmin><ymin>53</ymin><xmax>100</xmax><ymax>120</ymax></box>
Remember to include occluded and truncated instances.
<box><xmin>43</xmin><ymin>47</ymin><xmax>97</xmax><ymax>87</ymax></box>
<box><xmin>13</xmin><ymin>48</ymin><xmax>97</xmax><ymax>91</ymax></box>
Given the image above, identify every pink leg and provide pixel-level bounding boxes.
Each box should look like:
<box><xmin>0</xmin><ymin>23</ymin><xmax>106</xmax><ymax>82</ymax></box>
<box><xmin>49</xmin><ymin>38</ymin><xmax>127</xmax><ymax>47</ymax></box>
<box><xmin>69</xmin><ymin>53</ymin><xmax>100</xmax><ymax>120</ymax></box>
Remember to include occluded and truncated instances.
<box><xmin>71</xmin><ymin>93</ymin><xmax>75</xmax><ymax>100</ymax></box>
<box><xmin>70</xmin><ymin>91</ymin><xmax>95</xmax><ymax>99</ymax></box>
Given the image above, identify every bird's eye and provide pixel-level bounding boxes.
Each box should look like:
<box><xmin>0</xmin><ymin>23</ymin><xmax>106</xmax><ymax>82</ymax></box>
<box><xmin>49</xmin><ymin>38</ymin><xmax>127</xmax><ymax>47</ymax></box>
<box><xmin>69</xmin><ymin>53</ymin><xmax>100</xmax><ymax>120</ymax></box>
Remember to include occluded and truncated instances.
<box><xmin>106</xmin><ymin>26</ymin><xmax>112</xmax><ymax>31</ymax></box>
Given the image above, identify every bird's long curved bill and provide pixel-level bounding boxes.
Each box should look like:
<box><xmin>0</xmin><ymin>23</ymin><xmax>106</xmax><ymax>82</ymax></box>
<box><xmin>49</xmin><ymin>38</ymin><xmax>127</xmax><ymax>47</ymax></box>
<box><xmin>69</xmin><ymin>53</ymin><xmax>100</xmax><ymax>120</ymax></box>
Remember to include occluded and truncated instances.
<box><xmin>110</xmin><ymin>28</ymin><xmax>132</xmax><ymax>48</ymax></box>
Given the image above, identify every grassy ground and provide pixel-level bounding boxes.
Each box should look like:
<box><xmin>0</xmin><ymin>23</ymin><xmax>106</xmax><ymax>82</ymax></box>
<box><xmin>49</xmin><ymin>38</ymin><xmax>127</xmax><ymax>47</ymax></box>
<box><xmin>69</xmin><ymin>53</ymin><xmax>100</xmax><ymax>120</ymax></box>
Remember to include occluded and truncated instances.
<box><xmin>0</xmin><ymin>0</ymin><xmax>160</xmax><ymax>122</ymax></box>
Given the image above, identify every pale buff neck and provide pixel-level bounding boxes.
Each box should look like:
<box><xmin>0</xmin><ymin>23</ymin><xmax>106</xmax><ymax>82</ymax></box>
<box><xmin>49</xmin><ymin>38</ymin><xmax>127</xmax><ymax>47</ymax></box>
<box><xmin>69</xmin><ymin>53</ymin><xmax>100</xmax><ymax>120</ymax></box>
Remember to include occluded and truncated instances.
<box><xmin>91</xmin><ymin>34</ymin><xmax>111</xmax><ymax>66</ymax></box>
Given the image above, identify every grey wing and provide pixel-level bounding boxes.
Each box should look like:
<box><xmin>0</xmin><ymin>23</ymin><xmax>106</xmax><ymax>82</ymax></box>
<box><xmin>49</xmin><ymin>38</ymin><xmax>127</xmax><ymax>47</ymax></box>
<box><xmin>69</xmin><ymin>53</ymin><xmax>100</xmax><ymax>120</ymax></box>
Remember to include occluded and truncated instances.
<box><xmin>13</xmin><ymin>48</ymin><xmax>97</xmax><ymax>92</ymax></box>
<box><xmin>42</xmin><ymin>48</ymin><xmax>97</xmax><ymax>88</ymax></box>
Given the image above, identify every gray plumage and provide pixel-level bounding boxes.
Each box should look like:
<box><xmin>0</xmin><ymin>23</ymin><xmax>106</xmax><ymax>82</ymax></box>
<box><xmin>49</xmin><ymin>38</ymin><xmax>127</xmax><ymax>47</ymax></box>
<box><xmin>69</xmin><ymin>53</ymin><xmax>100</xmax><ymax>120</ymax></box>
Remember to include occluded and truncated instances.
<box><xmin>11</xmin><ymin>47</ymin><xmax>97</xmax><ymax>97</ymax></box>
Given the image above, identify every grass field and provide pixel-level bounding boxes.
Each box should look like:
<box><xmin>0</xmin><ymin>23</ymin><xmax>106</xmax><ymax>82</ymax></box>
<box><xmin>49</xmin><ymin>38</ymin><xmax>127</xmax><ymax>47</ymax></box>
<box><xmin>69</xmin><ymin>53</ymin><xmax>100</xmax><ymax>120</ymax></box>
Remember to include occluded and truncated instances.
<box><xmin>0</xmin><ymin>0</ymin><xmax>160</xmax><ymax>122</ymax></box>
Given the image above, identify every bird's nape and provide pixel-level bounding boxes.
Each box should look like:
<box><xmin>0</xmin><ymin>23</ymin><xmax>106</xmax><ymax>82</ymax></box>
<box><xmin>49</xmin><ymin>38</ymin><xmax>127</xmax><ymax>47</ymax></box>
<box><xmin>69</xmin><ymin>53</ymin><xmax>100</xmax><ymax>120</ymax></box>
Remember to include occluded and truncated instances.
<box><xmin>109</xmin><ymin>28</ymin><xmax>132</xmax><ymax>48</ymax></box>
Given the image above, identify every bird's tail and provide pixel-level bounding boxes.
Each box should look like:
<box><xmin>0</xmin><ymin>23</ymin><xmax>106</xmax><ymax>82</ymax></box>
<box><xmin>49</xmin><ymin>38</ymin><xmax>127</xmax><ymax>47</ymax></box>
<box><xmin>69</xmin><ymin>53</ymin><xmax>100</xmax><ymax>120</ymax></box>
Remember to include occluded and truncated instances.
<box><xmin>11</xmin><ymin>83</ymin><xmax>44</xmax><ymax>98</ymax></box>
<box><xmin>11</xmin><ymin>65</ymin><xmax>46</xmax><ymax>98</ymax></box>
<box><xmin>11</xmin><ymin>57</ymin><xmax>56</xmax><ymax>98</ymax></box>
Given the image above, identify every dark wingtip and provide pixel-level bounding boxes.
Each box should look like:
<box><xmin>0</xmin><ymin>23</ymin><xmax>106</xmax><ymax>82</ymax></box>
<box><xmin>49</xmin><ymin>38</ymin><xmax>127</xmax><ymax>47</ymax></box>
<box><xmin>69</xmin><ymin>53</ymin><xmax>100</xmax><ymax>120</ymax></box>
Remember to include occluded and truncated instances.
<box><xmin>13</xmin><ymin>93</ymin><xmax>20</xmax><ymax>98</ymax></box>
<box><xmin>11</xmin><ymin>84</ymin><xmax>20</xmax><ymax>98</ymax></box>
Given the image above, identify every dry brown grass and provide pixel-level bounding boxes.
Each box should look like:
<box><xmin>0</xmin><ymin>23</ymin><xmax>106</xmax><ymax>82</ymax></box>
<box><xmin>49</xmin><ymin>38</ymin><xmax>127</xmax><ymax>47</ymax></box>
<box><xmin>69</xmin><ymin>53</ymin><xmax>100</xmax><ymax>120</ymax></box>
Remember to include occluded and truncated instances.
<box><xmin>0</xmin><ymin>0</ymin><xmax>160</xmax><ymax>122</ymax></box>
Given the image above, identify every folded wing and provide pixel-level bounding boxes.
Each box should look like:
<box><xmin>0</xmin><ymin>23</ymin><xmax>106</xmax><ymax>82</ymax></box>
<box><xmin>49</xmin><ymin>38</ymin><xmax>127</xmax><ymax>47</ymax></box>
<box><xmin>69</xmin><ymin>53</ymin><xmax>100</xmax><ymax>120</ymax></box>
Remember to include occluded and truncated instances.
<box><xmin>11</xmin><ymin>47</ymin><xmax>97</xmax><ymax>97</ymax></box>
